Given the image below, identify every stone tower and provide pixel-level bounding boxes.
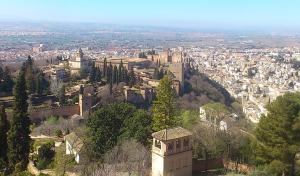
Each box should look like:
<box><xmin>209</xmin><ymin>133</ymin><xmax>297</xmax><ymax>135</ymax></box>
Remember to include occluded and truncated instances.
<box><xmin>152</xmin><ymin>127</ymin><xmax>193</xmax><ymax>176</ymax></box>
<box><xmin>76</xmin><ymin>48</ymin><xmax>84</xmax><ymax>62</ymax></box>
<box><xmin>78</xmin><ymin>85</ymin><xmax>92</xmax><ymax>117</ymax></box>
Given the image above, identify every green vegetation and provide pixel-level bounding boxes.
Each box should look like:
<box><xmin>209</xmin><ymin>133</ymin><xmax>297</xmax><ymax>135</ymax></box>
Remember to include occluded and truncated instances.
<box><xmin>23</xmin><ymin>56</ymin><xmax>50</xmax><ymax>96</ymax></box>
<box><xmin>254</xmin><ymin>92</ymin><xmax>300</xmax><ymax>175</ymax></box>
<box><xmin>46</xmin><ymin>115</ymin><xmax>59</xmax><ymax>125</ymax></box>
<box><xmin>86</xmin><ymin>103</ymin><xmax>152</xmax><ymax>158</ymax></box>
<box><xmin>152</xmin><ymin>75</ymin><xmax>179</xmax><ymax>131</ymax></box>
<box><xmin>7</xmin><ymin>67</ymin><xmax>31</xmax><ymax>173</ymax></box>
<box><xmin>0</xmin><ymin>106</ymin><xmax>9</xmax><ymax>172</ymax></box>
<box><xmin>53</xmin><ymin>144</ymin><xmax>75</xmax><ymax>176</ymax></box>
<box><xmin>180</xmin><ymin>110</ymin><xmax>199</xmax><ymax>129</ymax></box>
<box><xmin>58</xmin><ymin>85</ymin><xmax>66</xmax><ymax>106</ymax></box>
<box><xmin>35</xmin><ymin>141</ymin><xmax>55</xmax><ymax>170</ymax></box>
<box><xmin>89</xmin><ymin>62</ymin><xmax>102</xmax><ymax>83</ymax></box>
<box><xmin>0</xmin><ymin>66</ymin><xmax>14</xmax><ymax>95</ymax></box>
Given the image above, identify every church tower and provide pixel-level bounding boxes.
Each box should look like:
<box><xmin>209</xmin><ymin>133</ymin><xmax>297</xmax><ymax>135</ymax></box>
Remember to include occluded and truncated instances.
<box><xmin>76</xmin><ymin>48</ymin><xmax>84</xmax><ymax>62</ymax></box>
<box><xmin>152</xmin><ymin>127</ymin><xmax>193</xmax><ymax>176</ymax></box>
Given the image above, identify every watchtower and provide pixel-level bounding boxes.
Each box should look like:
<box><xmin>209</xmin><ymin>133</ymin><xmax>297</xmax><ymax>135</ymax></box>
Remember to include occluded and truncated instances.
<box><xmin>152</xmin><ymin>127</ymin><xmax>192</xmax><ymax>176</ymax></box>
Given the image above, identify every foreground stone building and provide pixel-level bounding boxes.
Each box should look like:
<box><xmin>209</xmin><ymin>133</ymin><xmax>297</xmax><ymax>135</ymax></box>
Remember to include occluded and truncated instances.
<box><xmin>152</xmin><ymin>127</ymin><xmax>192</xmax><ymax>176</ymax></box>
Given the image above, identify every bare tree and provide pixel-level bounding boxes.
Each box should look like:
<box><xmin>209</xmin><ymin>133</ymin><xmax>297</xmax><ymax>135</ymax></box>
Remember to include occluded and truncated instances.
<box><xmin>84</xmin><ymin>140</ymin><xmax>150</xmax><ymax>176</ymax></box>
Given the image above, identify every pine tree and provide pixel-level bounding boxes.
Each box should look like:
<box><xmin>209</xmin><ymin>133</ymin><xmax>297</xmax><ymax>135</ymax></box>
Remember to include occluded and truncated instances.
<box><xmin>7</xmin><ymin>69</ymin><xmax>31</xmax><ymax>172</ymax></box>
<box><xmin>255</xmin><ymin>92</ymin><xmax>300</xmax><ymax>175</ymax></box>
<box><xmin>0</xmin><ymin>105</ymin><xmax>9</xmax><ymax>169</ymax></box>
<box><xmin>152</xmin><ymin>75</ymin><xmax>178</xmax><ymax>131</ymax></box>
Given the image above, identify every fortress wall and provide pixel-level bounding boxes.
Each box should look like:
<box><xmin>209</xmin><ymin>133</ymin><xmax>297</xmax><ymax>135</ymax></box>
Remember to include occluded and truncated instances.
<box><xmin>30</xmin><ymin>105</ymin><xmax>80</xmax><ymax>122</ymax></box>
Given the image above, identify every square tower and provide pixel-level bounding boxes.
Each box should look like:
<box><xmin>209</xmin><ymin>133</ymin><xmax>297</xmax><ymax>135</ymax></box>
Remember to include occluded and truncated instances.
<box><xmin>152</xmin><ymin>127</ymin><xmax>192</xmax><ymax>176</ymax></box>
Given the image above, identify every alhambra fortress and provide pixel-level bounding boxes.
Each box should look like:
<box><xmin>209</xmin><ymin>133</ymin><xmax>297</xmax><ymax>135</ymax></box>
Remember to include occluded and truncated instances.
<box><xmin>29</xmin><ymin>48</ymin><xmax>186</xmax><ymax>120</ymax></box>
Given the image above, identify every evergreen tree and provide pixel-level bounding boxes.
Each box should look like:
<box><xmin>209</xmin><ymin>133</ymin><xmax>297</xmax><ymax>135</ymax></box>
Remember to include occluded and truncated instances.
<box><xmin>152</xmin><ymin>75</ymin><xmax>178</xmax><ymax>131</ymax></box>
<box><xmin>0</xmin><ymin>105</ymin><xmax>9</xmax><ymax>170</ymax></box>
<box><xmin>255</xmin><ymin>92</ymin><xmax>300</xmax><ymax>176</ymax></box>
<box><xmin>103</xmin><ymin>58</ymin><xmax>107</xmax><ymax>78</ymax></box>
<box><xmin>153</xmin><ymin>67</ymin><xmax>159</xmax><ymax>80</ymax></box>
<box><xmin>109</xmin><ymin>79</ymin><xmax>113</xmax><ymax>95</ymax></box>
<box><xmin>25</xmin><ymin>56</ymin><xmax>36</xmax><ymax>94</ymax></box>
<box><xmin>59</xmin><ymin>85</ymin><xmax>66</xmax><ymax>106</ymax></box>
<box><xmin>113</xmin><ymin>65</ymin><xmax>118</xmax><ymax>84</ymax></box>
<box><xmin>7</xmin><ymin>70</ymin><xmax>31</xmax><ymax>172</ymax></box>
<box><xmin>106</xmin><ymin>62</ymin><xmax>113</xmax><ymax>83</ymax></box>
<box><xmin>95</xmin><ymin>67</ymin><xmax>102</xmax><ymax>82</ymax></box>
<box><xmin>36</xmin><ymin>73</ymin><xmax>43</xmax><ymax>96</ymax></box>
<box><xmin>89</xmin><ymin>62</ymin><xmax>96</xmax><ymax>83</ymax></box>
<box><xmin>118</xmin><ymin>60</ymin><xmax>124</xmax><ymax>83</ymax></box>
<box><xmin>122</xmin><ymin>68</ymin><xmax>129</xmax><ymax>84</ymax></box>
<box><xmin>159</xmin><ymin>68</ymin><xmax>164</xmax><ymax>79</ymax></box>
<box><xmin>128</xmin><ymin>68</ymin><xmax>135</xmax><ymax>87</ymax></box>
<box><xmin>0</xmin><ymin>66</ymin><xmax>3</xmax><ymax>81</ymax></box>
<box><xmin>0</xmin><ymin>67</ymin><xmax>14</xmax><ymax>94</ymax></box>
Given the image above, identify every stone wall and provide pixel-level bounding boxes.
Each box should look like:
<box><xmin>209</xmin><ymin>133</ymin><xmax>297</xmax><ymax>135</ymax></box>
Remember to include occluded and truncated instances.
<box><xmin>30</xmin><ymin>105</ymin><xmax>80</xmax><ymax>123</ymax></box>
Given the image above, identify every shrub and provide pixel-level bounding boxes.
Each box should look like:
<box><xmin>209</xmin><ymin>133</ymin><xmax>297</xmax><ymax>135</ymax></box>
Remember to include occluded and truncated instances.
<box><xmin>55</xmin><ymin>129</ymin><xmax>63</xmax><ymax>137</ymax></box>
<box><xmin>36</xmin><ymin>141</ymin><xmax>55</xmax><ymax>170</ymax></box>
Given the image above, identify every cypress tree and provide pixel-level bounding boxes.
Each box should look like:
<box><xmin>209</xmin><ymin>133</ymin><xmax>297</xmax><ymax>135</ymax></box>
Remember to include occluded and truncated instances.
<box><xmin>153</xmin><ymin>67</ymin><xmax>159</xmax><ymax>80</ymax></box>
<box><xmin>113</xmin><ymin>65</ymin><xmax>118</xmax><ymax>84</ymax></box>
<box><xmin>7</xmin><ymin>69</ymin><xmax>31</xmax><ymax>172</ymax></box>
<box><xmin>107</xmin><ymin>62</ymin><xmax>112</xmax><ymax>83</ymax></box>
<box><xmin>109</xmin><ymin>79</ymin><xmax>113</xmax><ymax>95</ymax></box>
<box><xmin>128</xmin><ymin>68</ymin><xmax>135</xmax><ymax>87</ymax></box>
<box><xmin>89</xmin><ymin>62</ymin><xmax>96</xmax><ymax>83</ymax></box>
<box><xmin>122</xmin><ymin>68</ymin><xmax>129</xmax><ymax>84</ymax></box>
<box><xmin>25</xmin><ymin>56</ymin><xmax>36</xmax><ymax>94</ymax></box>
<box><xmin>0</xmin><ymin>67</ymin><xmax>3</xmax><ymax>81</ymax></box>
<box><xmin>0</xmin><ymin>105</ymin><xmax>9</xmax><ymax>170</ymax></box>
<box><xmin>118</xmin><ymin>60</ymin><xmax>123</xmax><ymax>83</ymax></box>
<box><xmin>103</xmin><ymin>58</ymin><xmax>107</xmax><ymax>78</ymax></box>
<box><xmin>2</xmin><ymin>67</ymin><xmax>14</xmax><ymax>93</ymax></box>
<box><xmin>95</xmin><ymin>67</ymin><xmax>102</xmax><ymax>82</ymax></box>
<box><xmin>59</xmin><ymin>85</ymin><xmax>66</xmax><ymax>106</ymax></box>
<box><xmin>159</xmin><ymin>68</ymin><xmax>164</xmax><ymax>79</ymax></box>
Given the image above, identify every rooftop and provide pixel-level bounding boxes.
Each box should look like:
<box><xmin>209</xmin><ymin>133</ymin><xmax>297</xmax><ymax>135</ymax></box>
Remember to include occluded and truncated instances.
<box><xmin>64</xmin><ymin>132</ymin><xmax>84</xmax><ymax>152</ymax></box>
<box><xmin>152</xmin><ymin>127</ymin><xmax>192</xmax><ymax>141</ymax></box>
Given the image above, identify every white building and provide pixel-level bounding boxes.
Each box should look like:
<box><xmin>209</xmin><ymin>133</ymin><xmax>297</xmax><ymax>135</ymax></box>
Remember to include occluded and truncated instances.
<box><xmin>64</xmin><ymin>132</ymin><xmax>83</xmax><ymax>163</ymax></box>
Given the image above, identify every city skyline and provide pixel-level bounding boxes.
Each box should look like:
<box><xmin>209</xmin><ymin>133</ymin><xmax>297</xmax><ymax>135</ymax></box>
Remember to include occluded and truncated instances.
<box><xmin>0</xmin><ymin>0</ymin><xmax>300</xmax><ymax>32</ymax></box>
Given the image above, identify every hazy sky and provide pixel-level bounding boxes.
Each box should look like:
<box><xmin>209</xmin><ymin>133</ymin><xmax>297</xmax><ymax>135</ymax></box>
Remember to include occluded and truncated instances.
<box><xmin>0</xmin><ymin>0</ymin><xmax>300</xmax><ymax>31</ymax></box>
